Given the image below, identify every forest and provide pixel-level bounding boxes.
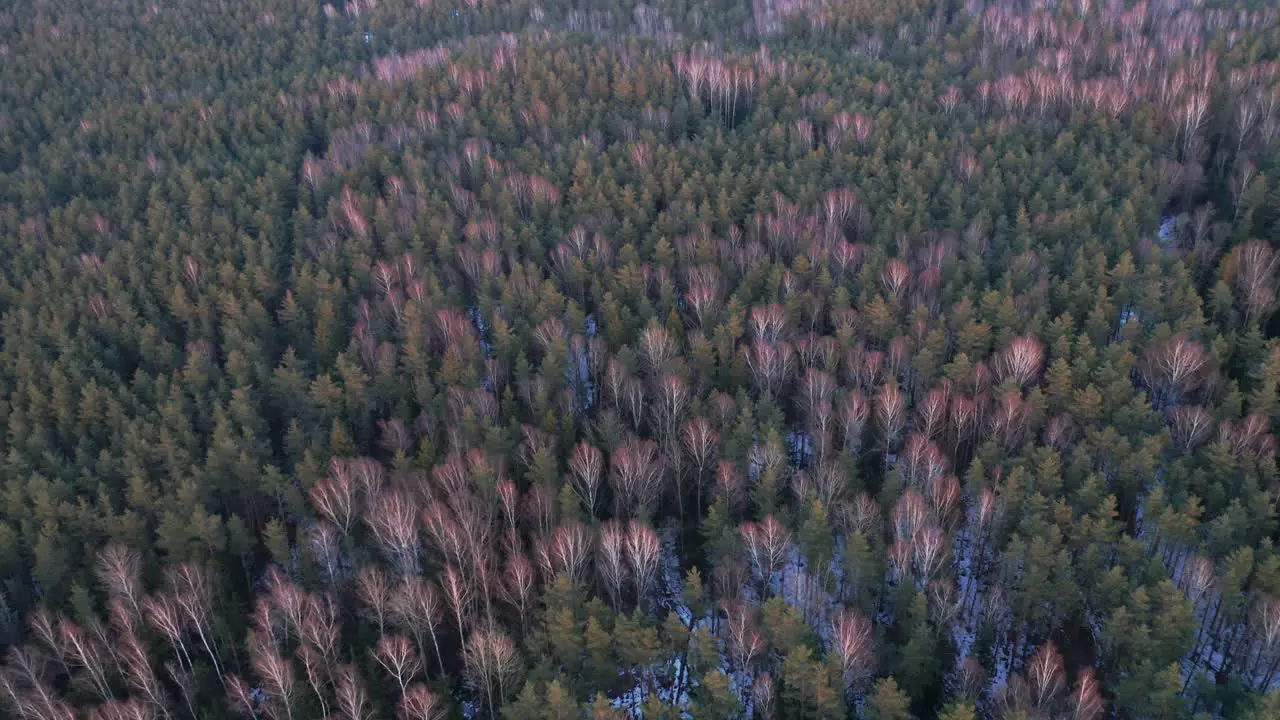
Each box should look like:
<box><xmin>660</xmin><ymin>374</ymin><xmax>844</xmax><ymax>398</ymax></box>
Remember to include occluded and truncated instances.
<box><xmin>0</xmin><ymin>0</ymin><xmax>1278</xmax><ymax>717</ymax></box>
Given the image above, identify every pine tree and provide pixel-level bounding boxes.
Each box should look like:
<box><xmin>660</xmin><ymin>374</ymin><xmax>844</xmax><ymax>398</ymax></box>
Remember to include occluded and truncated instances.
<box><xmin>865</xmin><ymin>678</ymin><xmax>914</xmax><ymax>720</ymax></box>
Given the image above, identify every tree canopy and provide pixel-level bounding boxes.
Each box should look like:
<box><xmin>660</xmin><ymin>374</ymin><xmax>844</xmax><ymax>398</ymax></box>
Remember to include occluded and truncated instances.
<box><xmin>0</xmin><ymin>0</ymin><xmax>1279</xmax><ymax>718</ymax></box>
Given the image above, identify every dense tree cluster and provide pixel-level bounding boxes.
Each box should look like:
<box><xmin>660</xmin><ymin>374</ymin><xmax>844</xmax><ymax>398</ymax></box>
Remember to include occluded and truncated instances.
<box><xmin>0</xmin><ymin>0</ymin><xmax>1279</xmax><ymax>717</ymax></box>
